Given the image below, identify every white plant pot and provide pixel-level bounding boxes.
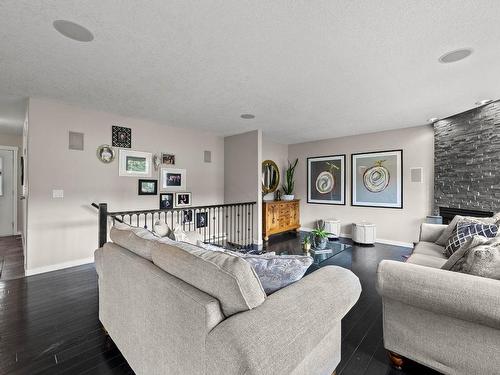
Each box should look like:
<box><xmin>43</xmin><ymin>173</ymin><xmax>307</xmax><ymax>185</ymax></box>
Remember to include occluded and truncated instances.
<box><xmin>282</xmin><ymin>194</ymin><xmax>295</xmax><ymax>201</ymax></box>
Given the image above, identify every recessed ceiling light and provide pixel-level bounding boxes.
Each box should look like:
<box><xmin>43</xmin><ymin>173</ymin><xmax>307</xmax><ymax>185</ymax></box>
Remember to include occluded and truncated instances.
<box><xmin>53</xmin><ymin>20</ymin><xmax>94</xmax><ymax>42</ymax></box>
<box><xmin>240</xmin><ymin>114</ymin><xmax>255</xmax><ymax>119</ymax></box>
<box><xmin>438</xmin><ymin>48</ymin><xmax>473</xmax><ymax>63</ymax></box>
<box><xmin>475</xmin><ymin>99</ymin><xmax>493</xmax><ymax>106</ymax></box>
<box><xmin>427</xmin><ymin>118</ymin><xmax>439</xmax><ymax>123</ymax></box>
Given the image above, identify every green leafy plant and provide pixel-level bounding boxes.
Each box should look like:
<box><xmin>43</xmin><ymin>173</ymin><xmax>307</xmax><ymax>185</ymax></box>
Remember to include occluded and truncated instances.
<box><xmin>282</xmin><ymin>158</ymin><xmax>299</xmax><ymax>195</ymax></box>
<box><xmin>302</xmin><ymin>234</ymin><xmax>311</xmax><ymax>245</ymax></box>
<box><xmin>311</xmin><ymin>227</ymin><xmax>329</xmax><ymax>239</ymax></box>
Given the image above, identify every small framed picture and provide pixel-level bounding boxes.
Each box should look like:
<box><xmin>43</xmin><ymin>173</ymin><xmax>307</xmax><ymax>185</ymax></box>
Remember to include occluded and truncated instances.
<box><xmin>112</xmin><ymin>126</ymin><xmax>132</xmax><ymax>148</ymax></box>
<box><xmin>196</xmin><ymin>212</ymin><xmax>208</xmax><ymax>228</ymax></box>
<box><xmin>119</xmin><ymin>150</ymin><xmax>152</xmax><ymax>177</ymax></box>
<box><xmin>138</xmin><ymin>179</ymin><xmax>158</xmax><ymax>195</ymax></box>
<box><xmin>161</xmin><ymin>153</ymin><xmax>175</xmax><ymax>165</ymax></box>
<box><xmin>182</xmin><ymin>209</ymin><xmax>193</xmax><ymax>224</ymax></box>
<box><xmin>159</xmin><ymin>193</ymin><xmax>174</xmax><ymax>209</ymax></box>
<box><xmin>175</xmin><ymin>192</ymin><xmax>192</xmax><ymax>207</ymax></box>
<box><xmin>160</xmin><ymin>167</ymin><xmax>186</xmax><ymax>191</ymax></box>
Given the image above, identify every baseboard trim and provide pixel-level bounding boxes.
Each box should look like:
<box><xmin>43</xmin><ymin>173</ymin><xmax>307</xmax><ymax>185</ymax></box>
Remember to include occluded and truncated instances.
<box><xmin>300</xmin><ymin>227</ymin><xmax>414</xmax><ymax>248</ymax></box>
<box><xmin>25</xmin><ymin>257</ymin><xmax>94</xmax><ymax>276</ymax></box>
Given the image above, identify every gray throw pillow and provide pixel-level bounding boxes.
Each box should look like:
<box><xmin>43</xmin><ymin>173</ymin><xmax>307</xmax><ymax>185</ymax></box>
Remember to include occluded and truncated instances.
<box><xmin>225</xmin><ymin>250</ymin><xmax>313</xmax><ymax>294</ymax></box>
<box><xmin>442</xmin><ymin>236</ymin><xmax>500</xmax><ymax>280</ymax></box>
<box><xmin>435</xmin><ymin>215</ymin><xmax>498</xmax><ymax>246</ymax></box>
<box><xmin>444</xmin><ymin>222</ymin><xmax>498</xmax><ymax>257</ymax></box>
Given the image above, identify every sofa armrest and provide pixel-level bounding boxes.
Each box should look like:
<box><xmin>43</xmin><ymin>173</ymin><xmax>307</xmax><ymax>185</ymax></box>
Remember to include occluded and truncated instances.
<box><xmin>206</xmin><ymin>266</ymin><xmax>361</xmax><ymax>375</ymax></box>
<box><xmin>419</xmin><ymin>223</ymin><xmax>447</xmax><ymax>242</ymax></box>
<box><xmin>377</xmin><ymin>260</ymin><xmax>500</xmax><ymax>330</ymax></box>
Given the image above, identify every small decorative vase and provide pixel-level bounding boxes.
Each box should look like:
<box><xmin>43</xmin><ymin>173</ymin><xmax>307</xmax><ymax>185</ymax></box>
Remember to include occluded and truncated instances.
<box><xmin>282</xmin><ymin>194</ymin><xmax>295</xmax><ymax>201</ymax></box>
<box><xmin>315</xmin><ymin>237</ymin><xmax>328</xmax><ymax>250</ymax></box>
<box><xmin>302</xmin><ymin>243</ymin><xmax>311</xmax><ymax>252</ymax></box>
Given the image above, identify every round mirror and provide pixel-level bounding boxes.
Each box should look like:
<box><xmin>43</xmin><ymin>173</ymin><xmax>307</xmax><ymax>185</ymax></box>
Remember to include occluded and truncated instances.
<box><xmin>262</xmin><ymin>160</ymin><xmax>280</xmax><ymax>194</ymax></box>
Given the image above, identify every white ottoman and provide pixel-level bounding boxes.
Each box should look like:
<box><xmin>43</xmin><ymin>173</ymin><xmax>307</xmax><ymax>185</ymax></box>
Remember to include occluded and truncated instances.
<box><xmin>352</xmin><ymin>222</ymin><xmax>376</xmax><ymax>245</ymax></box>
<box><xmin>324</xmin><ymin>219</ymin><xmax>341</xmax><ymax>239</ymax></box>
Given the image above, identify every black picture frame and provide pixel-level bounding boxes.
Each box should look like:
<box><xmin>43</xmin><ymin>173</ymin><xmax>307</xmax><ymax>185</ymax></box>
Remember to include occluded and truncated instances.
<box><xmin>138</xmin><ymin>179</ymin><xmax>158</xmax><ymax>195</ymax></box>
<box><xmin>112</xmin><ymin>125</ymin><xmax>132</xmax><ymax>148</ymax></box>
<box><xmin>351</xmin><ymin>149</ymin><xmax>403</xmax><ymax>209</ymax></box>
<box><xmin>306</xmin><ymin>154</ymin><xmax>346</xmax><ymax>205</ymax></box>
<box><xmin>175</xmin><ymin>192</ymin><xmax>192</xmax><ymax>207</ymax></box>
<box><xmin>196</xmin><ymin>212</ymin><xmax>208</xmax><ymax>228</ymax></box>
<box><xmin>159</xmin><ymin>193</ymin><xmax>174</xmax><ymax>209</ymax></box>
<box><xmin>182</xmin><ymin>209</ymin><xmax>193</xmax><ymax>224</ymax></box>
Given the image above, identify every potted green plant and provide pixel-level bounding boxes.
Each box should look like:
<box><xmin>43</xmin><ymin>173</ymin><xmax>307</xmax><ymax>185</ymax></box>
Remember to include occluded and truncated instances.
<box><xmin>311</xmin><ymin>220</ymin><xmax>330</xmax><ymax>249</ymax></box>
<box><xmin>282</xmin><ymin>158</ymin><xmax>298</xmax><ymax>200</ymax></box>
<box><xmin>302</xmin><ymin>234</ymin><xmax>312</xmax><ymax>252</ymax></box>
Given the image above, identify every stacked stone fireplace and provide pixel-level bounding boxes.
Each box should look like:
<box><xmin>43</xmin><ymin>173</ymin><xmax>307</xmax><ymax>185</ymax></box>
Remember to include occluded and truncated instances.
<box><xmin>434</xmin><ymin>101</ymin><xmax>500</xmax><ymax>217</ymax></box>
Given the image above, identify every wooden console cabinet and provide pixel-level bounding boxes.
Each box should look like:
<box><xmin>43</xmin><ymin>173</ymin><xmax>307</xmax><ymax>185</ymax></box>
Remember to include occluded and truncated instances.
<box><xmin>262</xmin><ymin>200</ymin><xmax>300</xmax><ymax>241</ymax></box>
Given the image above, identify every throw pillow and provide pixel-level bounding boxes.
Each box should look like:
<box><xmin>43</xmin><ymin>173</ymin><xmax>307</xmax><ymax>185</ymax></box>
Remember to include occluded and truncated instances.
<box><xmin>442</xmin><ymin>236</ymin><xmax>500</xmax><ymax>280</ymax></box>
<box><xmin>444</xmin><ymin>222</ymin><xmax>498</xmax><ymax>257</ymax></box>
<box><xmin>435</xmin><ymin>215</ymin><xmax>498</xmax><ymax>246</ymax></box>
<box><xmin>225</xmin><ymin>249</ymin><xmax>313</xmax><ymax>294</ymax></box>
<box><xmin>153</xmin><ymin>221</ymin><xmax>172</xmax><ymax>238</ymax></box>
<box><xmin>110</xmin><ymin>222</ymin><xmax>160</xmax><ymax>261</ymax></box>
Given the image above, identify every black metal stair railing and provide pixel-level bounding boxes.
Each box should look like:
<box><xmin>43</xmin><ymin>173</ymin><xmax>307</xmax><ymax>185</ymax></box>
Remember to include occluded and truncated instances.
<box><xmin>92</xmin><ymin>201</ymin><xmax>256</xmax><ymax>249</ymax></box>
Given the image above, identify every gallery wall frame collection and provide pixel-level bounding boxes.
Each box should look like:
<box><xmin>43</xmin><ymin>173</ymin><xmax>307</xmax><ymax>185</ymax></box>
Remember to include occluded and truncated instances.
<box><xmin>306</xmin><ymin>149</ymin><xmax>403</xmax><ymax>209</ymax></box>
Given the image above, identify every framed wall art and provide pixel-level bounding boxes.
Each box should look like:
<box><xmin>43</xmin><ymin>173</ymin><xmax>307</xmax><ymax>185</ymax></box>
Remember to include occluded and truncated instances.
<box><xmin>161</xmin><ymin>153</ymin><xmax>175</xmax><ymax>165</ymax></box>
<box><xmin>118</xmin><ymin>150</ymin><xmax>152</xmax><ymax>177</ymax></box>
<box><xmin>112</xmin><ymin>126</ymin><xmax>132</xmax><ymax>148</ymax></box>
<box><xmin>196</xmin><ymin>212</ymin><xmax>208</xmax><ymax>228</ymax></box>
<box><xmin>182</xmin><ymin>209</ymin><xmax>193</xmax><ymax>224</ymax></box>
<box><xmin>138</xmin><ymin>179</ymin><xmax>158</xmax><ymax>195</ymax></box>
<box><xmin>351</xmin><ymin>150</ymin><xmax>403</xmax><ymax>209</ymax></box>
<box><xmin>175</xmin><ymin>192</ymin><xmax>192</xmax><ymax>207</ymax></box>
<box><xmin>307</xmin><ymin>155</ymin><xmax>346</xmax><ymax>205</ymax></box>
<box><xmin>160</xmin><ymin>167</ymin><xmax>186</xmax><ymax>191</ymax></box>
<box><xmin>159</xmin><ymin>193</ymin><xmax>174</xmax><ymax>209</ymax></box>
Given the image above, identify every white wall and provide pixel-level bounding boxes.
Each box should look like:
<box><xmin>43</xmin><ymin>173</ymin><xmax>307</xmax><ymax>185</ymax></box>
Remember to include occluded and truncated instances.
<box><xmin>224</xmin><ymin>130</ymin><xmax>262</xmax><ymax>244</ymax></box>
<box><xmin>288</xmin><ymin>125</ymin><xmax>434</xmax><ymax>246</ymax></box>
<box><xmin>0</xmin><ymin>133</ymin><xmax>23</xmax><ymax>233</ymax></box>
<box><xmin>26</xmin><ymin>98</ymin><xmax>224</xmax><ymax>273</ymax></box>
<box><xmin>261</xmin><ymin>138</ymin><xmax>288</xmax><ymax>201</ymax></box>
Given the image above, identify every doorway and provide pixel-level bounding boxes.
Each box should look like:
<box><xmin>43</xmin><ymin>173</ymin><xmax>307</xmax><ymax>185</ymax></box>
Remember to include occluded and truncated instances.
<box><xmin>0</xmin><ymin>146</ymin><xmax>17</xmax><ymax>237</ymax></box>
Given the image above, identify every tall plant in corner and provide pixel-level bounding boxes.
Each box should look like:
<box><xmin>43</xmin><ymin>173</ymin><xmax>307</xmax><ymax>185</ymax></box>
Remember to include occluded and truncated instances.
<box><xmin>281</xmin><ymin>158</ymin><xmax>298</xmax><ymax>201</ymax></box>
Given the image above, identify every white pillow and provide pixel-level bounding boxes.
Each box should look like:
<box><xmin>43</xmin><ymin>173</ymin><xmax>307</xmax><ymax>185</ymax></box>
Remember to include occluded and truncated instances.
<box><xmin>153</xmin><ymin>221</ymin><xmax>170</xmax><ymax>237</ymax></box>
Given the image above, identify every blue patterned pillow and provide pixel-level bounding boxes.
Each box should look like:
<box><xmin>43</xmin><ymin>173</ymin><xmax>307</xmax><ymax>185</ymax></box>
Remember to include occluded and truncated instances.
<box><xmin>445</xmin><ymin>222</ymin><xmax>498</xmax><ymax>257</ymax></box>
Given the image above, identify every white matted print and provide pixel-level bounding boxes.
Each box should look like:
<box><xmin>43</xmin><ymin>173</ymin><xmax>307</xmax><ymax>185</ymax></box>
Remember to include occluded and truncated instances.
<box><xmin>351</xmin><ymin>150</ymin><xmax>403</xmax><ymax>208</ymax></box>
<box><xmin>160</xmin><ymin>167</ymin><xmax>186</xmax><ymax>191</ymax></box>
<box><xmin>118</xmin><ymin>150</ymin><xmax>152</xmax><ymax>177</ymax></box>
<box><xmin>175</xmin><ymin>192</ymin><xmax>192</xmax><ymax>207</ymax></box>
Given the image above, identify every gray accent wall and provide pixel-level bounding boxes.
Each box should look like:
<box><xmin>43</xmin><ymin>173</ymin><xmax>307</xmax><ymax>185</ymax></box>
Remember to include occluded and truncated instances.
<box><xmin>434</xmin><ymin>101</ymin><xmax>500</xmax><ymax>213</ymax></box>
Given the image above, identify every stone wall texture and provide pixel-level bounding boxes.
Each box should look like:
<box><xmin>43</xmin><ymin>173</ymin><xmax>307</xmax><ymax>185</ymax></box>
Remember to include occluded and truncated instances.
<box><xmin>434</xmin><ymin>101</ymin><xmax>500</xmax><ymax>213</ymax></box>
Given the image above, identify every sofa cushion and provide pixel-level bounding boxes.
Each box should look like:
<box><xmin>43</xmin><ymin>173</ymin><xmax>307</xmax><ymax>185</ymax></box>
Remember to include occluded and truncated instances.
<box><xmin>406</xmin><ymin>253</ymin><xmax>447</xmax><ymax>269</ymax></box>
<box><xmin>151</xmin><ymin>241</ymin><xmax>266</xmax><ymax>317</ymax></box>
<box><xmin>444</xmin><ymin>223</ymin><xmax>498</xmax><ymax>257</ymax></box>
<box><xmin>435</xmin><ymin>215</ymin><xmax>498</xmax><ymax>246</ymax></box>
<box><xmin>412</xmin><ymin>241</ymin><xmax>446</xmax><ymax>259</ymax></box>
<box><xmin>109</xmin><ymin>224</ymin><xmax>159</xmax><ymax>261</ymax></box>
<box><xmin>442</xmin><ymin>236</ymin><xmax>500</xmax><ymax>280</ymax></box>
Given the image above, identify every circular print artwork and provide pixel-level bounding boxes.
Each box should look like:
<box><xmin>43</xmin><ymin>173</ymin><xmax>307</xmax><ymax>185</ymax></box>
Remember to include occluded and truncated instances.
<box><xmin>96</xmin><ymin>144</ymin><xmax>116</xmax><ymax>164</ymax></box>
<box><xmin>363</xmin><ymin>160</ymin><xmax>390</xmax><ymax>193</ymax></box>
<box><xmin>316</xmin><ymin>171</ymin><xmax>335</xmax><ymax>194</ymax></box>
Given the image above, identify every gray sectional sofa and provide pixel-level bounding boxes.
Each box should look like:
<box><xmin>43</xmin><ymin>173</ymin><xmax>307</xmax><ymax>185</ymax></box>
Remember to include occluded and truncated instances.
<box><xmin>377</xmin><ymin>223</ymin><xmax>500</xmax><ymax>374</ymax></box>
<box><xmin>94</xmin><ymin>226</ymin><xmax>361</xmax><ymax>375</ymax></box>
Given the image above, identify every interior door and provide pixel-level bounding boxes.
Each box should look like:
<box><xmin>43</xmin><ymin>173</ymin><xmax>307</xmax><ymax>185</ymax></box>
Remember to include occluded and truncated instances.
<box><xmin>0</xmin><ymin>149</ymin><xmax>15</xmax><ymax>236</ymax></box>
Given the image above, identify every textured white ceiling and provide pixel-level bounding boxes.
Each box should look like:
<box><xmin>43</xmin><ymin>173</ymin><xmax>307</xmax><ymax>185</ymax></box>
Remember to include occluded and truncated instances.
<box><xmin>0</xmin><ymin>96</ymin><xmax>27</xmax><ymax>135</ymax></box>
<box><xmin>0</xmin><ymin>1</ymin><xmax>499</xmax><ymax>143</ymax></box>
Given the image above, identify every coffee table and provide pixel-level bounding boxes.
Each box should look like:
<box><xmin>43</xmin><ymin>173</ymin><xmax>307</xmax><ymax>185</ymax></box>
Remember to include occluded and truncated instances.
<box><xmin>278</xmin><ymin>240</ymin><xmax>352</xmax><ymax>266</ymax></box>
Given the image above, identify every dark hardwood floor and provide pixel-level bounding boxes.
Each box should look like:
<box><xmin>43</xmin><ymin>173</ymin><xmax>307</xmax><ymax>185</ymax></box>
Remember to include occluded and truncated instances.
<box><xmin>0</xmin><ymin>235</ymin><xmax>25</xmax><ymax>281</ymax></box>
<box><xmin>0</xmin><ymin>233</ymin><xmax>442</xmax><ymax>374</ymax></box>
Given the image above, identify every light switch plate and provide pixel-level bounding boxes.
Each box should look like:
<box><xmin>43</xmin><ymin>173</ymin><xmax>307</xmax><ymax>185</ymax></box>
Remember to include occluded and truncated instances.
<box><xmin>52</xmin><ymin>189</ymin><xmax>64</xmax><ymax>198</ymax></box>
